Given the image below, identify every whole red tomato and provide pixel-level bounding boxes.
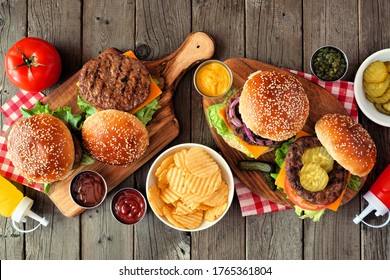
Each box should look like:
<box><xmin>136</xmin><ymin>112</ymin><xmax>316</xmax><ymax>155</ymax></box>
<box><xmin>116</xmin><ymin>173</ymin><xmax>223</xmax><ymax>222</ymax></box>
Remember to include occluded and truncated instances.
<box><xmin>5</xmin><ymin>37</ymin><xmax>62</xmax><ymax>92</ymax></box>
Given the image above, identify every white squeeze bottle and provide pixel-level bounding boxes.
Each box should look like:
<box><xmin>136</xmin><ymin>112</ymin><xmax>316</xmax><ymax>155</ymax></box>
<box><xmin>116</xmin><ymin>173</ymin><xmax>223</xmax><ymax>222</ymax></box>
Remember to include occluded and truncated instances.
<box><xmin>0</xmin><ymin>175</ymin><xmax>49</xmax><ymax>233</ymax></box>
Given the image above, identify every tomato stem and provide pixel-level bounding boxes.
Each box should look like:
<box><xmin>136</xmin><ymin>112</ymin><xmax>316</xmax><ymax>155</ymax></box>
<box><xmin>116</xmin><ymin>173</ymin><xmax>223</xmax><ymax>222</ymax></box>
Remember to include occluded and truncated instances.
<box><xmin>11</xmin><ymin>47</ymin><xmax>45</xmax><ymax>79</ymax></box>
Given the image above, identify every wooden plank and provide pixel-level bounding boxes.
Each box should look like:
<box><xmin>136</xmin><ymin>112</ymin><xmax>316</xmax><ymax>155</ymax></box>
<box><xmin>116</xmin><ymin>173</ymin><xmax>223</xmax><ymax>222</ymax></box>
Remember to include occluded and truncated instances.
<box><xmin>134</xmin><ymin>0</ymin><xmax>192</xmax><ymax>260</ymax></box>
<box><xmin>244</xmin><ymin>0</ymin><xmax>303</xmax><ymax>260</ymax></box>
<box><xmin>303</xmin><ymin>0</ymin><xmax>360</xmax><ymax>260</ymax></box>
<box><xmin>24</xmin><ymin>0</ymin><xmax>81</xmax><ymax>259</ymax></box>
<box><xmin>0</xmin><ymin>0</ymin><xmax>27</xmax><ymax>260</ymax></box>
<box><xmin>358</xmin><ymin>0</ymin><xmax>390</xmax><ymax>260</ymax></box>
<box><xmin>191</xmin><ymin>0</ymin><xmax>246</xmax><ymax>260</ymax></box>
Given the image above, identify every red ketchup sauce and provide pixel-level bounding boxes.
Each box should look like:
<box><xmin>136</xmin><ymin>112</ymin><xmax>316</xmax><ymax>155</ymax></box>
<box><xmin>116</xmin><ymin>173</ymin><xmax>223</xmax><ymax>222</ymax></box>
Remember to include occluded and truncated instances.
<box><xmin>111</xmin><ymin>188</ymin><xmax>146</xmax><ymax>224</ymax></box>
<box><xmin>71</xmin><ymin>171</ymin><xmax>107</xmax><ymax>207</ymax></box>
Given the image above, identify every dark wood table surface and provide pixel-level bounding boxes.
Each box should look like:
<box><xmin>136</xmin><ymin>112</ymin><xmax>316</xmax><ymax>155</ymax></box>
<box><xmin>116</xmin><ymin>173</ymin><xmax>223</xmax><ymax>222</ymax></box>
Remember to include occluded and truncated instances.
<box><xmin>1</xmin><ymin>0</ymin><xmax>389</xmax><ymax>260</ymax></box>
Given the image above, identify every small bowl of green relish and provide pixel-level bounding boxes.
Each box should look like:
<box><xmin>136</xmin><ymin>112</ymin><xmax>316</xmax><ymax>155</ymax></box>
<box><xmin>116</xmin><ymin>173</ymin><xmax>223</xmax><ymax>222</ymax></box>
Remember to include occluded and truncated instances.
<box><xmin>310</xmin><ymin>46</ymin><xmax>348</xmax><ymax>81</ymax></box>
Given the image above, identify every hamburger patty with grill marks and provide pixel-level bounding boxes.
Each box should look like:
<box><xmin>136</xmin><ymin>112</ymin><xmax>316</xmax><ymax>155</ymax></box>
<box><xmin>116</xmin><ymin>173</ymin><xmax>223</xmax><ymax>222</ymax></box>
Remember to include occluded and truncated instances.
<box><xmin>79</xmin><ymin>52</ymin><xmax>151</xmax><ymax>112</ymax></box>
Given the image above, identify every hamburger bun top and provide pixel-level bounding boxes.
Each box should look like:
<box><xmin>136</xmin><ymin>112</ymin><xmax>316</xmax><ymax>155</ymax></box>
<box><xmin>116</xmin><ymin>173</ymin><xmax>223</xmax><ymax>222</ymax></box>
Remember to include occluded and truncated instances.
<box><xmin>315</xmin><ymin>113</ymin><xmax>377</xmax><ymax>177</ymax></box>
<box><xmin>7</xmin><ymin>114</ymin><xmax>75</xmax><ymax>184</ymax></box>
<box><xmin>82</xmin><ymin>109</ymin><xmax>149</xmax><ymax>166</ymax></box>
<box><xmin>239</xmin><ymin>71</ymin><xmax>309</xmax><ymax>141</ymax></box>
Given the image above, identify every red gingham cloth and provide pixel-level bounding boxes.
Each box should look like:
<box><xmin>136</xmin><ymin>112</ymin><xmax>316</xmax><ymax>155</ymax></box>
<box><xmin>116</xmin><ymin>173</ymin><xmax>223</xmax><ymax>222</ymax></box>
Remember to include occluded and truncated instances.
<box><xmin>0</xmin><ymin>91</ymin><xmax>45</xmax><ymax>192</ymax></box>
<box><xmin>0</xmin><ymin>71</ymin><xmax>358</xmax><ymax>215</ymax></box>
<box><xmin>235</xmin><ymin>70</ymin><xmax>358</xmax><ymax>216</ymax></box>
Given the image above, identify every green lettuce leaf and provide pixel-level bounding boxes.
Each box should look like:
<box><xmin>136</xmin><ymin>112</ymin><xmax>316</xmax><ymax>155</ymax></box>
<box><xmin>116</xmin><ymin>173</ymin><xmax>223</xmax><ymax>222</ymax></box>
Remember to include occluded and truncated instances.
<box><xmin>270</xmin><ymin>138</ymin><xmax>294</xmax><ymax>179</ymax></box>
<box><xmin>206</xmin><ymin>102</ymin><xmax>252</xmax><ymax>158</ymax></box>
<box><xmin>294</xmin><ymin>206</ymin><xmax>325</xmax><ymax>222</ymax></box>
<box><xmin>80</xmin><ymin>153</ymin><xmax>95</xmax><ymax>166</ymax></box>
<box><xmin>134</xmin><ymin>98</ymin><xmax>161</xmax><ymax>125</ymax></box>
<box><xmin>20</xmin><ymin>101</ymin><xmax>51</xmax><ymax>117</ymax></box>
<box><xmin>77</xmin><ymin>95</ymin><xmax>96</xmax><ymax>118</ymax></box>
<box><xmin>53</xmin><ymin>106</ymin><xmax>84</xmax><ymax>130</ymax></box>
<box><xmin>43</xmin><ymin>183</ymin><xmax>51</xmax><ymax>194</ymax></box>
<box><xmin>347</xmin><ymin>175</ymin><xmax>361</xmax><ymax>191</ymax></box>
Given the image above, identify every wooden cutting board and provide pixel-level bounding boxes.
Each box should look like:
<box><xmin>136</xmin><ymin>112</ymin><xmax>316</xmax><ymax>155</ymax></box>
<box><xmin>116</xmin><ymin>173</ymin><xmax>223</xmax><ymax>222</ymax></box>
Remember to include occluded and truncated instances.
<box><xmin>45</xmin><ymin>32</ymin><xmax>215</xmax><ymax>217</ymax></box>
<box><xmin>203</xmin><ymin>58</ymin><xmax>364</xmax><ymax>208</ymax></box>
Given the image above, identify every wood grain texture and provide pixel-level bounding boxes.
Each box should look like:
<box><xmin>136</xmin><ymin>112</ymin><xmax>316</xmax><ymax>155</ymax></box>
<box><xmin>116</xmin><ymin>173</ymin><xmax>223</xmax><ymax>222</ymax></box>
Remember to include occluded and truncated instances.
<box><xmin>359</xmin><ymin>0</ymin><xmax>390</xmax><ymax>260</ymax></box>
<box><xmin>191</xmin><ymin>0</ymin><xmax>246</xmax><ymax>260</ymax></box>
<box><xmin>25</xmin><ymin>0</ymin><xmax>82</xmax><ymax>260</ymax></box>
<box><xmin>0</xmin><ymin>0</ymin><xmax>26</xmax><ymax>261</ymax></box>
<box><xmin>303</xmin><ymin>0</ymin><xmax>361</xmax><ymax>260</ymax></box>
<box><xmin>244</xmin><ymin>0</ymin><xmax>303</xmax><ymax>260</ymax></box>
<box><xmin>135</xmin><ymin>0</ymin><xmax>192</xmax><ymax>260</ymax></box>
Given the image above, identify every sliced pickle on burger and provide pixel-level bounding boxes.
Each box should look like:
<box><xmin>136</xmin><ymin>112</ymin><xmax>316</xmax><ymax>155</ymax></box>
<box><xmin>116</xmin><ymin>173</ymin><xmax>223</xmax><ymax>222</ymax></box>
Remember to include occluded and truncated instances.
<box><xmin>301</xmin><ymin>146</ymin><xmax>334</xmax><ymax>173</ymax></box>
<box><xmin>299</xmin><ymin>163</ymin><xmax>329</xmax><ymax>192</ymax></box>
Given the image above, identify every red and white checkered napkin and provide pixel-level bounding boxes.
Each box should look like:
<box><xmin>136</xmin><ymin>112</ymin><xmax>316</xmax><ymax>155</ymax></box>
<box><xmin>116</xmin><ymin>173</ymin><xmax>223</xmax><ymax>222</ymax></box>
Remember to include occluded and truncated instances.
<box><xmin>235</xmin><ymin>70</ymin><xmax>358</xmax><ymax>216</ymax></box>
<box><xmin>0</xmin><ymin>91</ymin><xmax>45</xmax><ymax>192</ymax></box>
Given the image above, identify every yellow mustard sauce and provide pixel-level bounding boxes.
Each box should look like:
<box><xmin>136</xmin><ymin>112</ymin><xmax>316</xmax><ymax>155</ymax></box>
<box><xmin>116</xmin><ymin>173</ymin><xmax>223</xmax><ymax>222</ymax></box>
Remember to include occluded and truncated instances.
<box><xmin>195</xmin><ymin>62</ymin><xmax>231</xmax><ymax>97</ymax></box>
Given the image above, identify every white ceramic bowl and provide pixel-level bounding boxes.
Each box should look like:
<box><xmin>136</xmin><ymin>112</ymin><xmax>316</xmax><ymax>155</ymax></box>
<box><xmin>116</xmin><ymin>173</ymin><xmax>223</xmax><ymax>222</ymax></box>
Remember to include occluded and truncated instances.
<box><xmin>354</xmin><ymin>48</ymin><xmax>390</xmax><ymax>127</ymax></box>
<box><xmin>146</xmin><ymin>143</ymin><xmax>234</xmax><ymax>232</ymax></box>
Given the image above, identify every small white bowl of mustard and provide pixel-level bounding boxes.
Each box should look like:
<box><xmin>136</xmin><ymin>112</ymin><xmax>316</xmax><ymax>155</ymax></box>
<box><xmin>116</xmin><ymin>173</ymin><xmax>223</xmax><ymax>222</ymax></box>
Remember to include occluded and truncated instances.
<box><xmin>193</xmin><ymin>60</ymin><xmax>233</xmax><ymax>98</ymax></box>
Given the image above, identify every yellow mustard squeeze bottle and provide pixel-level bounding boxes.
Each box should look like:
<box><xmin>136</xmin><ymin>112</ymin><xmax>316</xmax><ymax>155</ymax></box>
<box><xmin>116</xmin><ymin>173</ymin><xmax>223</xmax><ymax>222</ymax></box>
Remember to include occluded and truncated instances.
<box><xmin>0</xmin><ymin>175</ymin><xmax>49</xmax><ymax>232</ymax></box>
<box><xmin>0</xmin><ymin>175</ymin><xmax>23</xmax><ymax>217</ymax></box>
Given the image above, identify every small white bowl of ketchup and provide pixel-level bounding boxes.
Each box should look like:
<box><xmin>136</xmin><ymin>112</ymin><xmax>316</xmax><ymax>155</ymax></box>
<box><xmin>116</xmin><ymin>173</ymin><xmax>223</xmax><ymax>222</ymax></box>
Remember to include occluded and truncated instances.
<box><xmin>110</xmin><ymin>188</ymin><xmax>147</xmax><ymax>225</ymax></box>
<box><xmin>194</xmin><ymin>60</ymin><xmax>233</xmax><ymax>99</ymax></box>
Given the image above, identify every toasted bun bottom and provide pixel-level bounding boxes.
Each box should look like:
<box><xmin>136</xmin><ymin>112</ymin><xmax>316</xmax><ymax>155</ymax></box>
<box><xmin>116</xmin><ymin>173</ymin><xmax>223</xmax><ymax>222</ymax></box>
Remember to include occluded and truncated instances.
<box><xmin>239</xmin><ymin>71</ymin><xmax>309</xmax><ymax>141</ymax></box>
<box><xmin>315</xmin><ymin>114</ymin><xmax>376</xmax><ymax>177</ymax></box>
<box><xmin>7</xmin><ymin>114</ymin><xmax>75</xmax><ymax>183</ymax></box>
<box><xmin>82</xmin><ymin>110</ymin><xmax>149</xmax><ymax>166</ymax></box>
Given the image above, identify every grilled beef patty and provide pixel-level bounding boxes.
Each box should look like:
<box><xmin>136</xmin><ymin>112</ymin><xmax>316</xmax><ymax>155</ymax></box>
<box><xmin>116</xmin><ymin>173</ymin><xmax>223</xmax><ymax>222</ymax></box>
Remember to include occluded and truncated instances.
<box><xmin>285</xmin><ymin>136</ymin><xmax>348</xmax><ymax>205</ymax></box>
<box><xmin>79</xmin><ymin>52</ymin><xmax>151</xmax><ymax>112</ymax></box>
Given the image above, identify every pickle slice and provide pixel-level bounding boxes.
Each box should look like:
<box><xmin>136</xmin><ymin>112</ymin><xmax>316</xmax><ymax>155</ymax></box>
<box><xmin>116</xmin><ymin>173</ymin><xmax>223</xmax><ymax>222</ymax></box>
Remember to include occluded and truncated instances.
<box><xmin>363</xmin><ymin>60</ymin><xmax>388</xmax><ymax>83</ymax></box>
<box><xmin>299</xmin><ymin>163</ymin><xmax>329</xmax><ymax>192</ymax></box>
<box><xmin>302</xmin><ymin>146</ymin><xmax>334</xmax><ymax>173</ymax></box>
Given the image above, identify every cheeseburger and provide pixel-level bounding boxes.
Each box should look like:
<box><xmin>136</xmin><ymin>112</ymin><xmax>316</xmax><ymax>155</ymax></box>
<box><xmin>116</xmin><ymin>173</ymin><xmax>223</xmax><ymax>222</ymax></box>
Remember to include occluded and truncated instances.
<box><xmin>7</xmin><ymin>113</ymin><xmax>82</xmax><ymax>185</ymax></box>
<box><xmin>281</xmin><ymin>113</ymin><xmax>376</xmax><ymax>220</ymax></box>
<box><xmin>207</xmin><ymin>70</ymin><xmax>310</xmax><ymax>158</ymax></box>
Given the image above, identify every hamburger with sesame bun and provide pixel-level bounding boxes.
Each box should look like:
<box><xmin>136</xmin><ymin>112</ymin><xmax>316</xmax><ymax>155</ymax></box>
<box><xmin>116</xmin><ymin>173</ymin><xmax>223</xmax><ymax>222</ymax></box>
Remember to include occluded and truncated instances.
<box><xmin>82</xmin><ymin>109</ymin><xmax>149</xmax><ymax>166</ymax></box>
<box><xmin>280</xmin><ymin>113</ymin><xmax>377</xmax><ymax>221</ymax></box>
<box><xmin>7</xmin><ymin>113</ymin><xmax>82</xmax><ymax>186</ymax></box>
<box><xmin>207</xmin><ymin>70</ymin><xmax>310</xmax><ymax>158</ymax></box>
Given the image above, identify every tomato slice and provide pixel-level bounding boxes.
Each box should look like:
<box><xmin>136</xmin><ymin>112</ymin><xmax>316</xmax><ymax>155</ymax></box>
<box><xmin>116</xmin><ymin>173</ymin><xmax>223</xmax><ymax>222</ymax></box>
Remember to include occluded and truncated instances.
<box><xmin>284</xmin><ymin>178</ymin><xmax>329</xmax><ymax>211</ymax></box>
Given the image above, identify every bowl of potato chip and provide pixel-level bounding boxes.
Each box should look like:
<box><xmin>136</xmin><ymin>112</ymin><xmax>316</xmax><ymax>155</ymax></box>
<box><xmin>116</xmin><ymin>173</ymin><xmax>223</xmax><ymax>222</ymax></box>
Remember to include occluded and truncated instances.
<box><xmin>146</xmin><ymin>143</ymin><xmax>234</xmax><ymax>231</ymax></box>
<box><xmin>354</xmin><ymin>48</ymin><xmax>390</xmax><ymax>127</ymax></box>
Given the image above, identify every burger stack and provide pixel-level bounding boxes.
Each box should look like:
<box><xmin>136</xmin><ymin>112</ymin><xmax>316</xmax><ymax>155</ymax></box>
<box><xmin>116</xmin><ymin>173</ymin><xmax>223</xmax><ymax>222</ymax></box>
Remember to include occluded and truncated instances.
<box><xmin>7</xmin><ymin>52</ymin><xmax>159</xmax><ymax>190</ymax></box>
<box><xmin>208</xmin><ymin>70</ymin><xmax>377</xmax><ymax>221</ymax></box>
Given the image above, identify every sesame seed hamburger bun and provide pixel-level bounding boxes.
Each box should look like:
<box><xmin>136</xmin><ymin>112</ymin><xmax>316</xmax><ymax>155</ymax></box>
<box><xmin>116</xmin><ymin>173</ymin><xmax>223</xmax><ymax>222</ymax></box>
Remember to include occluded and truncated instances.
<box><xmin>7</xmin><ymin>114</ymin><xmax>75</xmax><ymax>184</ymax></box>
<box><xmin>315</xmin><ymin>113</ymin><xmax>377</xmax><ymax>177</ymax></box>
<box><xmin>82</xmin><ymin>109</ymin><xmax>149</xmax><ymax>166</ymax></box>
<box><xmin>239</xmin><ymin>71</ymin><xmax>309</xmax><ymax>141</ymax></box>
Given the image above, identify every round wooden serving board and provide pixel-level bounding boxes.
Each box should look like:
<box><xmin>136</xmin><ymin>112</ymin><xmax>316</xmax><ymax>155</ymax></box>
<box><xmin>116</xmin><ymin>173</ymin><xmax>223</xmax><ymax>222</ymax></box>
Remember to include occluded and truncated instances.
<box><xmin>203</xmin><ymin>58</ymin><xmax>364</xmax><ymax>208</ymax></box>
<box><xmin>44</xmin><ymin>32</ymin><xmax>215</xmax><ymax>217</ymax></box>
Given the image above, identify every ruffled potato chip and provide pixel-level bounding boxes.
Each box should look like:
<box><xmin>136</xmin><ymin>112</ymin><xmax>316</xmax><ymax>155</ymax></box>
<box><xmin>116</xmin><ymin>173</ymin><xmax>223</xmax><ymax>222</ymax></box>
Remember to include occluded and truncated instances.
<box><xmin>147</xmin><ymin>185</ymin><xmax>166</xmax><ymax>217</ymax></box>
<box><xmin>204</xmin><ymin>202</ymin><xmax>228</xmax><ymax>222</ymax></box>
<box><xmin>150</xmin><ymin>147</ymin><xmax>230</xmax><ymax>230</ymax></box>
